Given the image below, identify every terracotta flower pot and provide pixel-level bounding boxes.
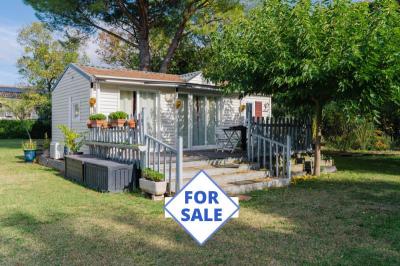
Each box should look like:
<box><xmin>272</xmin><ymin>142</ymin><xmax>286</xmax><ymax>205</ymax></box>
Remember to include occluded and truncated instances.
<box><xmin>102</xmin><ymin>120</ymin><xmax>109</xmax><ymax>128</ymax></box>
<box><xmin>110</xmin><ymin>119</ymin><xmax>126</xmax><ymax>128</ymax></box>
<box><xmin>90</xmin><ymin>120</ymin><xmax>105</xmax><ymax>128</ymax></box>
<box><xmin>128</xmin><ymin>119</ymin><xmax>136</xmax><ymax>128</ymax></box>
<box><xmin>86</xmin><ymin>120</ymin><xmax>92</xmax><ymax>128</ymax></box>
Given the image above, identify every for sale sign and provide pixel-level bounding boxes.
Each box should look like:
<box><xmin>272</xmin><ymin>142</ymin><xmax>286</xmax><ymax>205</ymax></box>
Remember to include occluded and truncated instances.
<box><xmin>164</xmin><ymin>170</ymin><xmax>240</xmax><ymax>245</ymax></box>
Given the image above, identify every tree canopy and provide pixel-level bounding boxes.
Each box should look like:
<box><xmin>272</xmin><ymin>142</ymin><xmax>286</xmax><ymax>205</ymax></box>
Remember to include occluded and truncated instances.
<box><xmin>205</xmin><ymin>0</ymin><xmax>400</xmax><ymax>175</ymax></box>
<box><xmin>25</xmin><ymin>0</ymin><xmax>243</xmax><ymax>73</ymax></box>
<box><xmin>17</xmin><ymin>22</ymin><xmax>81</xmax><ymax>93</ymax></box>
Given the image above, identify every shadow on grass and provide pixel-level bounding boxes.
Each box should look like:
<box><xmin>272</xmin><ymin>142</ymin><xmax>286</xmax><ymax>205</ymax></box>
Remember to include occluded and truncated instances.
<box><xmin>1</xmin><ymin>175</ymin><xmax>399</xmax><ymax>265</ymax></box>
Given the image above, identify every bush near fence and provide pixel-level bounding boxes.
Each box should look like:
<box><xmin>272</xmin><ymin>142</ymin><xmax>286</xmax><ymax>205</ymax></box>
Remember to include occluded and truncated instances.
<box><xmin>0</xmin><ymin>120</ymin><xmax>51</xmax><ymax>139</ymax></box>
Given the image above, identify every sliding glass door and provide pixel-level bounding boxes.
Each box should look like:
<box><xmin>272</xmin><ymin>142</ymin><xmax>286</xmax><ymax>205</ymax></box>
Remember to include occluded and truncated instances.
<box><xmin>140</xmin><ymin>91</ymin><xmax>157</xmax><ymax>137</ymax></box>
<box><xmin>207</xmin><ymin>96</ymin><xmax>217</xmax><ymax>145</ymax></box>
<box><xmin>178</xmin><ymin>94</ymin><xmax>189</xmax><ymax>148</ymax></box>
<box><xmin>191</xmin><ymin>95</ymin><xmax>218</xmax><ymax>147</ymax></box>
<box><xmin>192</xmin><ymin>95</ymin><xmax>206</xmax><ymax>146</ymax></box>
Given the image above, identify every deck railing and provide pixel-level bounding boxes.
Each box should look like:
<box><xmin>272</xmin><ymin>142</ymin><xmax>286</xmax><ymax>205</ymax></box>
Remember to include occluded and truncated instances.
<box><xmin>248</xmin><ymin>133</ymin><xmax>291</xmax><ymax>179</ymax></box>
<box><xmin>87</xmin><ymin>126</ymin><xmax>142</xmax><ymax>145</ymax></box>
<box><xmin>246</xmin><ymin>102</ymin><xmax>292</xmax><ymax>179</ymax></box>
<box><xmin>249</xmin><ymin>116</ymin><xmax>312</xmax><ymax>153</ymax></box>
<box><xmin>143</xmin><ymin>134</ymin><xmax>183</xmax><ymax>193</ymax></box>
<box><xmin>84</xmin><ymin>110</ymin><xmax>145</xmax><ymax>164</ymax></box>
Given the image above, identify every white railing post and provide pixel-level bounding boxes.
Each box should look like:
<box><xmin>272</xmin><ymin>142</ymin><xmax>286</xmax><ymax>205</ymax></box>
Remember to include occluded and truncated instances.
<box><xmin>286</xmin><ymin>135</ymin><xmax>291</xmax><ymax>180</ymax></box>
<box><xmin>141</xmin><ymin>108</ymin><xmax>146</xmax><ymax>144</ymax></box>
<box><xmin>176</xmin><ymin>136</ymin><xmax>183</xmax><ymax>193</ymax></box>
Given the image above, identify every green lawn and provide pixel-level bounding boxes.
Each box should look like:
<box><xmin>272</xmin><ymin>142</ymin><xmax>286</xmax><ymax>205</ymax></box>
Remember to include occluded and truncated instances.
<box><xmin>0</xmin><ymin>139</ymin><xmax>399</xmax><ymax>265</ymax></box>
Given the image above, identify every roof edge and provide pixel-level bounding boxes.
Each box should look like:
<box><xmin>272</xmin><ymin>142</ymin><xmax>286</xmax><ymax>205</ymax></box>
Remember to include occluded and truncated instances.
<box><xmin>51</xmin><ymin>63</ymin><xmax>94</xmax><ymax>92</ymax></box>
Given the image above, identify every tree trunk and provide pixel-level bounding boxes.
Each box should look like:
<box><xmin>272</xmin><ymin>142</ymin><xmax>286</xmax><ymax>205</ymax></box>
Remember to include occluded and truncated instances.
<box><xmin>138</xmin><ymin>37</ymin><xmax>151</xmax><ymax>71</ymax></box>
<box><xmin>137</xmin><ymin>0</ymin><xmax>151</xmax><ymax>71</ymax></box>
<box><xmin>159</xmin><ymin>1</ymin><xmax>199</xmax><ymax>73</ymax></box>
<box><xmin>159</xmin><ymin>21</ymin><xmax>186</xmax><ymax>73</ymax></box>
<box><xmin>314</xmin><ymin>100</ymin><xmax>322</xmax><ymax>176</ymax></box>
<box><xmin>22</xmin><ymin>120</ymin><xmax>32</xmax><ymax>142</ymax></box>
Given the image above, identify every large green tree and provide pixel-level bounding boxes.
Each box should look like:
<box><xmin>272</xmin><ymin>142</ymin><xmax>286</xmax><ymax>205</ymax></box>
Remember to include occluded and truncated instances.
<box><xmin>205</xmin><ymin>0</ymin><xmax>400</xmax><ymax>175</ymax></box>
<box><xmin>17</xmin><ymin>22</ymin><xmax>81</xmax><ymax>93</ymax></box>
<box><xmin>25</xmin><ymin>0</ymin><xmax>242</xmax><ymax>73</ymax></box>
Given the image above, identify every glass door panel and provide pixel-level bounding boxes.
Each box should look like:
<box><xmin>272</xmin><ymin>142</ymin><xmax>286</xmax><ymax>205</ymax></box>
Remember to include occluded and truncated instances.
<box><xmin>140</xmin><ymin>92</ymin><xmax>157</xmax><ymax>137</ymax></box>
<box><xmin>207</xmin><ymin>96</ymin><xmax>217</xmax><ymax>145</ymax></box>
<box><xmin>192</xmin><ymin>95</ymin><xmax>206</xmax><ymax>146</ymax></box>
<box><xmin>120</xmin><ymin>90</ymin><xmax>133</xmax><ymax>117</ymax></box>
<box><xmin>178</xmin><ymin>94</ymin><xmax>189</xmax><ymax>148</ymax></box>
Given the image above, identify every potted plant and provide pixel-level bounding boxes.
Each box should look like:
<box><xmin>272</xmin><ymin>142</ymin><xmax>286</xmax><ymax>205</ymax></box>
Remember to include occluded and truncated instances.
<box><xmin>0</xmin><ymin>92</ymin><xmax>46</xmax><ymax>162</ymax></box>
<box><xmin>22</xmin><ymin>140</ymin><xmax>37</xmax><ymax>162</ymax></box>
<box><xmin>42</xmin><ymin>132</ymin><xmax>51</xmax><ymax>157</ymax></box>
<box><xmin>127</xmin><ymin>118</ymin><xmax>136</xmax><ymax>128</ymax></box>
<box><xmin>108</xmin><ymin>111</ymin><xmax>128</xmax><ymax>127</ymax></box>
<box><xmin>58</xmin><ymin>125</ymin><xmax>83</xmax><ymax>155</ymax></box>
<box><xmin>139</xmin><ymin>168</ymin><xmax>167</xmax><ymax>196</ymax></box>
<box><xmin>88</xmin><ymin>113</ymin><xmax>107</xmax><ymax>128</ymax></box>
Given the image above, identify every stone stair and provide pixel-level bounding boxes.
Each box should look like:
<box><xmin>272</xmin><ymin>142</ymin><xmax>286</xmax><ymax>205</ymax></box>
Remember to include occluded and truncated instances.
<box><xmin>157</xmin><ymin>153</ymin><xmax>336</xmax><ymax>195</ymax></box>
<box><xmin>164</xmin><ymin>158</ymin><xmax>291</xmax><ymax>195</ymax></box>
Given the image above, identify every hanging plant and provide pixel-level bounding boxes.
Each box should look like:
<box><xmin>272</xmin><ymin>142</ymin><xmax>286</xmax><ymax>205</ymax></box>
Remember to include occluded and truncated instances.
<box><xmin>89</xmin><ymin>97</ymin><xmax>96</xmax><ymax>107</ymax></box>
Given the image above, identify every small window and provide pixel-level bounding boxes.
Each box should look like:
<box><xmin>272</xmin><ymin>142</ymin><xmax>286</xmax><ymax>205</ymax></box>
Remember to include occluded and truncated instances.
<box><xmin>73</xmin><ymin>102</ymin><xmax>80</xmax><ymax>120</ymax></box>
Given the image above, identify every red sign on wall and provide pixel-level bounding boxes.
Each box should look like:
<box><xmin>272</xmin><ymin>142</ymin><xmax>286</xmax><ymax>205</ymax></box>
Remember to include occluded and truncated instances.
<box><xmin>255</xmin><ymin>101</ymin><xmax>262</xmax><ymax>118</ymax></box>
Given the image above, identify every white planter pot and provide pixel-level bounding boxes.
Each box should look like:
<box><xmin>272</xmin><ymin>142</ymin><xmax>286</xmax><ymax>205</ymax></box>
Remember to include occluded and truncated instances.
<box><xmin>139</xmin><ymin>178</ymin><xmax>167</xmax><ymax>196</ymax></box>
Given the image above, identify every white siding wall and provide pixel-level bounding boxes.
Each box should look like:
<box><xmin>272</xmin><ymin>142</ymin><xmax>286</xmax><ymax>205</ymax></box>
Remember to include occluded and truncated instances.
<box><xmin>220</xmin><ymin>97</ymin><xmax>243</xmax><ymax>128</ymax></box>
<box><xmin>98</xmin><ymin>84</ymin><xmax>119</xmax><ymax>116</ymax></box>
<box><xmin>51</xmin><ymin>67</ymin><xmax>91</xmax><ymax>157</ymax></box>
<box><xmin>242</xmin><ymin>95</ymin><xmax>272</xmax><ymax>117</ymax></box>
<box><xmin>159</xmin><ymin>91</ymin><xmax>176</xmax><ymax>145</ymax></box>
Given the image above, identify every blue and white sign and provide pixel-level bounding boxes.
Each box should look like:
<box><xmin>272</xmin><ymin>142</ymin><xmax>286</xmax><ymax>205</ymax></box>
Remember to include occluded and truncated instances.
<box><xmin>164</xmin><ymin>170</ymin><xmax>240</xmax><ymax>245</ymax></box>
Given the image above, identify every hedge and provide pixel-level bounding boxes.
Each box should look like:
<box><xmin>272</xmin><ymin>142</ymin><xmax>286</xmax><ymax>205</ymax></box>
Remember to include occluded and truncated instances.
<box><xmin>0</xmin><ymin>120</ymin><xmax>51</xmax><ymax>139</ymax></box>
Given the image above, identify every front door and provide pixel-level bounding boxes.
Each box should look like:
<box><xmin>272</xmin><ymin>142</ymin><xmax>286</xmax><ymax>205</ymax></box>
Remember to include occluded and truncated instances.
<box><xmin>139</xmin><ymin>91</ymin><xmax>157</xmax><ymax>137</ymax></box>
<box><xmin>120</xmin><ymin>90</ymin><xmax>133</xmax><ymax>117</ymax></box>
<box><xmin>191</xmin><ymin>95</ymin><xmax>218</xmax><ymax>147</ymax></box>
<box><xmin>192</xmin><ymin>95</ymin><xmax>206</xmax><ymax>146</ymax></box>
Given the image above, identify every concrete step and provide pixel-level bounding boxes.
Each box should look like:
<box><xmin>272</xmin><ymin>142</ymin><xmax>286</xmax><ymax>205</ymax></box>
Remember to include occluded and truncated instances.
<box><xmin>157</xmin><ymin>158</ymin><xmax>246</xmax><ymax>170</ymax></box>
<box><xmin>168</xmin><ymin>169</ymin><xmax>269</xmax><ymax>192</ymax></box>
<box><xmin>222</xmin><ymin>178</ymin><xmax>290</xmax><ymax>195</ymax></box>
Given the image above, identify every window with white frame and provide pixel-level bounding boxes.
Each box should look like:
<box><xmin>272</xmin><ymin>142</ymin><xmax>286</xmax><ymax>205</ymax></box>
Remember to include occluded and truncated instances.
<box><xmin>72</xmin><ymin>101</ymin><xmax>80</xmax><ymax>121</ymax></box>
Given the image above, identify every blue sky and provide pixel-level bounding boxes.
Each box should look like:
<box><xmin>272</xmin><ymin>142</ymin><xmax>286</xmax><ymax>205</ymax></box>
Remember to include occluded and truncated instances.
<box><xmin>0</xmin><ymin>1</ymin><xmax>37</xmax><ymax>85</ymax></box>
<box><xmin>0</xmin><ymin>1</ymin><xmax>98</xmax><ymax>86</ymax></box>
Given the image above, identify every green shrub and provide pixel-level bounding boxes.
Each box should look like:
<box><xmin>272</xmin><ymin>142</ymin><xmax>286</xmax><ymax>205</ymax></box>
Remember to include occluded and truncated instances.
<box><xmin>372</xmin><ymin>130</ymin><xmax>392</xmax><ymax>150</ymax></box>
<box><xmin>142</xmin><ymin>168</ymin><xmax>165</xmax><ymax>182</ymax></box>
<box><xmin>89</xmin><ymin>113</ymin><xmax>106</xmax><ymax>120</ymax></box>
<box><xmin>0</xmin><ymin>120</ymin><xmax>50</xmax><ymax>139</ymax></box>
<box><xmin>352</xmin><ymin>120</ymin><xmax>375</xmax><ymax>150</ymax></box>
<box><xmin>108</xmin><ymin>111</ymin><xmax>128</xmax><ymax>120</ymax></box>
<box><xmin>58</xmin><ymin>125</ymin><xmax>82</xmax><ymax>153</ymax></box>
<box><xmin>22</xmin><ymin>140</ymin><xmax>37</xmax><ymax>150</ymax></box>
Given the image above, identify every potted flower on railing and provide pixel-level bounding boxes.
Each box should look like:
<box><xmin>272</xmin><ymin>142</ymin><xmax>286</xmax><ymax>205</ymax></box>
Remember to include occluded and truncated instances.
<box><xmin>139</xmin><ymin>168</ymin><xmax>167</xmax><ymax>196</ymax></box>
<box><xmin>88</xmin><ymin>113</ymin><xmax>107</xmax><ymax>128</ymax></box>
<box><xmin>22</xmin><ymin>140</ymin><xmax>37</xmax><ymax>162</ymax></box>
<box><xmin>108</xmin><ymin>111</ymin><xmax>128</xmax><ymax>127</ymax></box>
<box><xmin>127</xmin><ymin>118</ymin><xmax>136</xmax><ymax>128</ymax></box>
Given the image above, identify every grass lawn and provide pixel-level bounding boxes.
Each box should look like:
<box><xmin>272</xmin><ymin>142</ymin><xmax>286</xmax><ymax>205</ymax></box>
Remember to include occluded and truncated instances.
<box><xmin>0</xmin><ymin>139</ymin><xmax>399</xmax><ymax>265</ymax></box>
